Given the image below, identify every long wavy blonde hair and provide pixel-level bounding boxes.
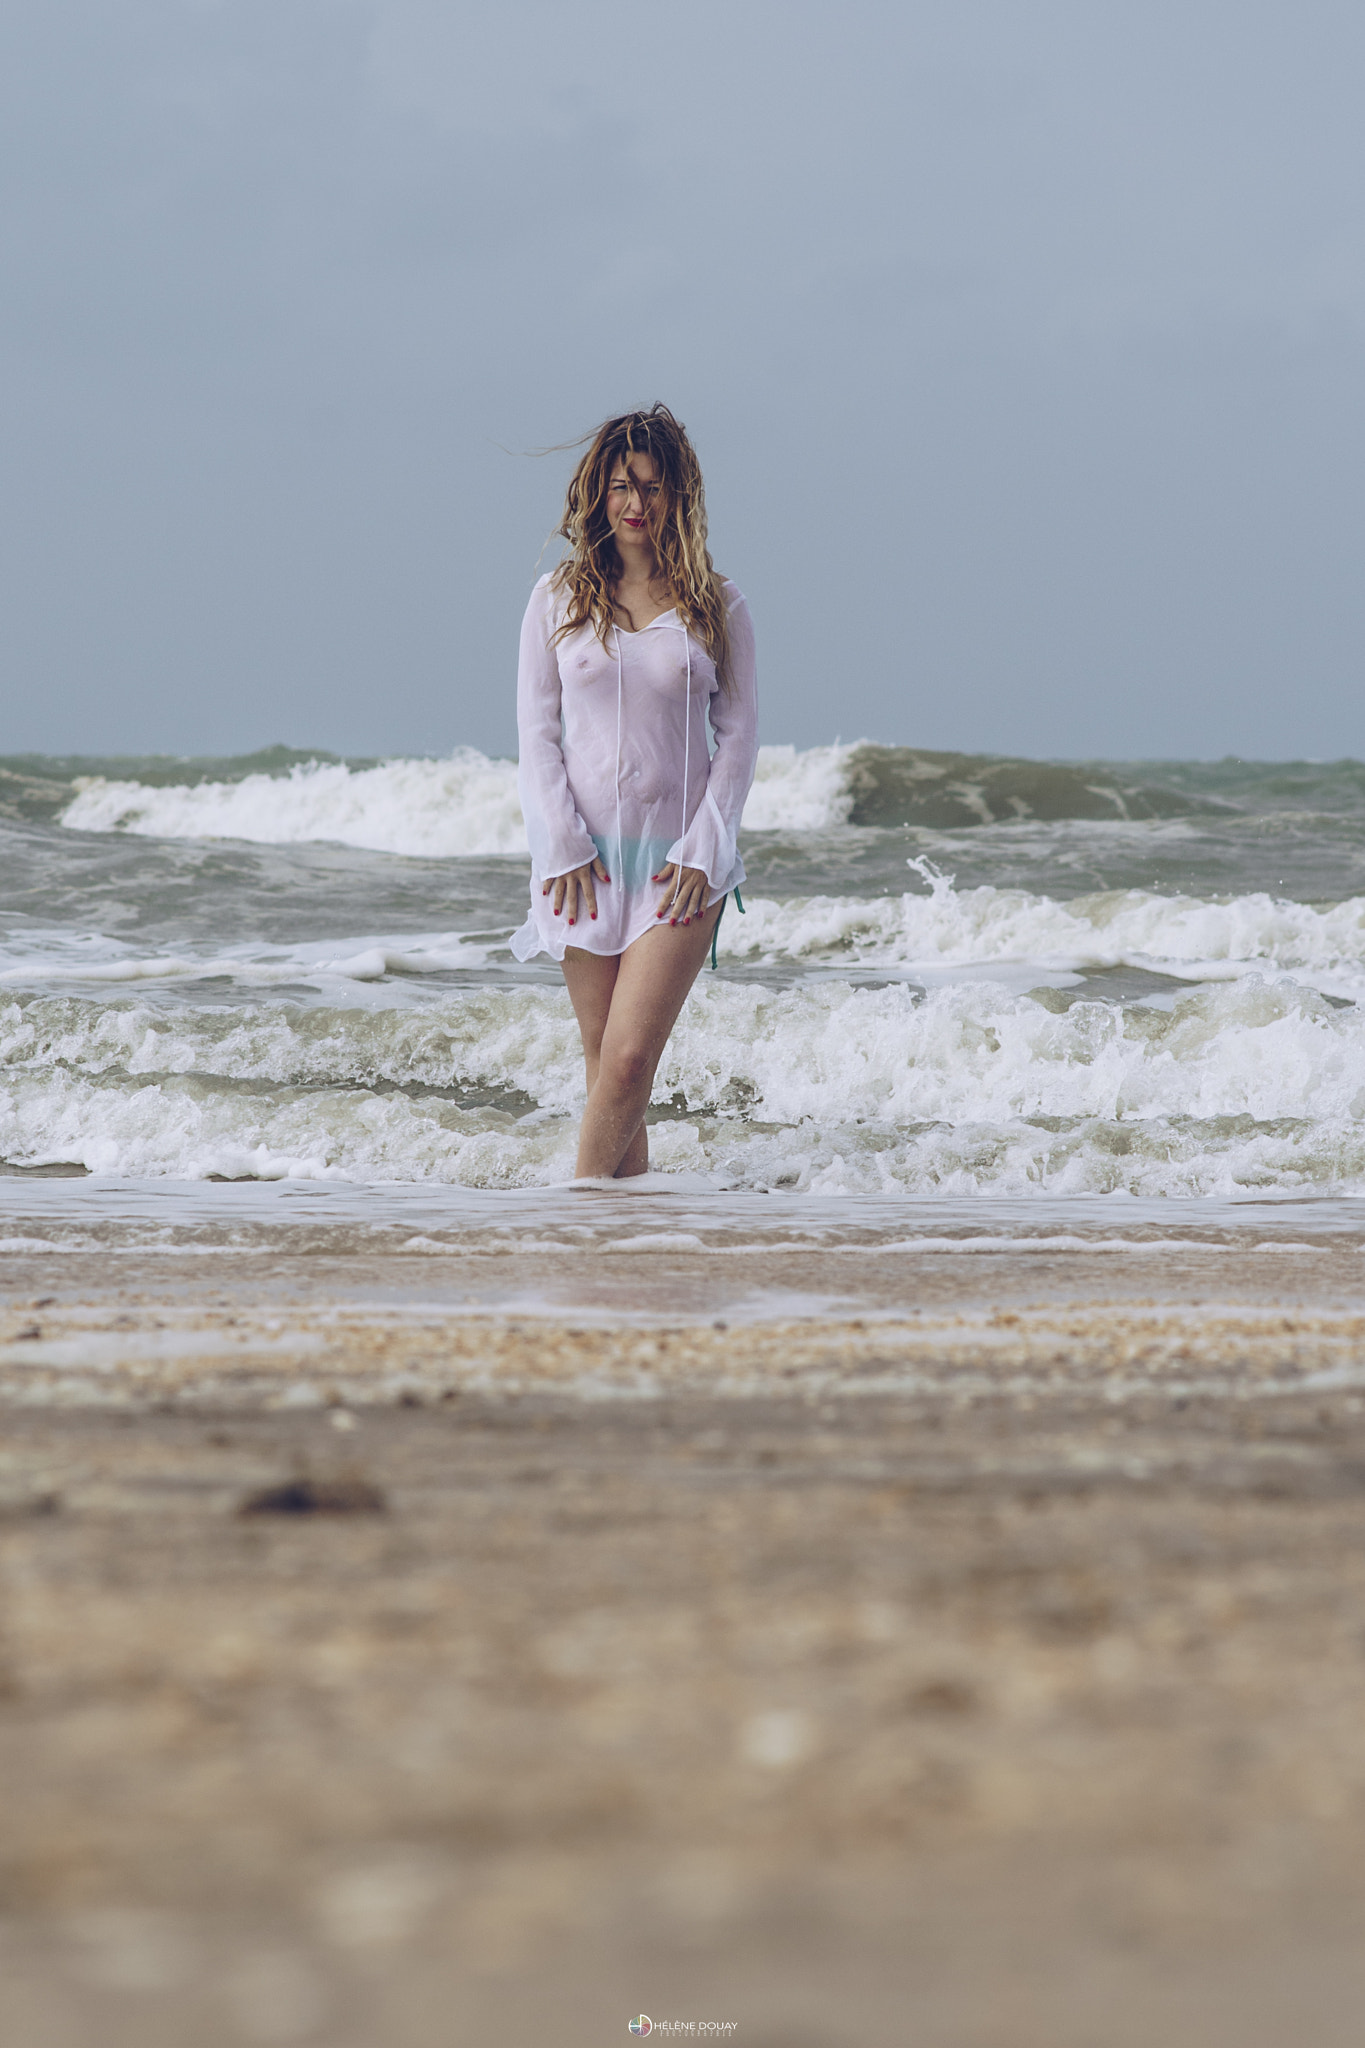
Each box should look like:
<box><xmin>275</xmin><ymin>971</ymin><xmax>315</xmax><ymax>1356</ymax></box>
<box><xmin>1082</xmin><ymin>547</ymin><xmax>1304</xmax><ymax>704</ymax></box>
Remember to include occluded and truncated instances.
<box><xmin>550</xmin><ymin>404</ymin><xmax>731</xmax><ymax>687</ymax></box>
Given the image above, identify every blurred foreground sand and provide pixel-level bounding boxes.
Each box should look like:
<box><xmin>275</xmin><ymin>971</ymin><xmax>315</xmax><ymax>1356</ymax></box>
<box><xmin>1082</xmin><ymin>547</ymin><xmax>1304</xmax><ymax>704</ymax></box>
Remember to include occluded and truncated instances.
<box><xmin>3</xmin><ymin>1228</ymin><xmax>1365</xmax><ymax>2045</ymax></box>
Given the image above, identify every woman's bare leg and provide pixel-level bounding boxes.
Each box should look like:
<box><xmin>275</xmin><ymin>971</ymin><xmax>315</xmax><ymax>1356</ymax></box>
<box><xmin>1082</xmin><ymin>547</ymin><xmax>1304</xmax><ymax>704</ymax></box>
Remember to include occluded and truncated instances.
<box><xmin>569</xmin><ymin>901</ymin><xmax>721</xmax><ymax>1180</ymax></box>
<box><xmin>562</xmin><ymin>946</ymin><xmax>650</xmax><ymax>1179</ymax></box>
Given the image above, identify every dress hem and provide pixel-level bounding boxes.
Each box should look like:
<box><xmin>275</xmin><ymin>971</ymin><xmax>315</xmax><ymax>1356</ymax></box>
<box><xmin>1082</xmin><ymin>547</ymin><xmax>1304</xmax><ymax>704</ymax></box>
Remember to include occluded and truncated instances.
<box><xmin>510</xmin><ymin>881</ymin><xmax>734</xmax><ymax>965</ymax></box>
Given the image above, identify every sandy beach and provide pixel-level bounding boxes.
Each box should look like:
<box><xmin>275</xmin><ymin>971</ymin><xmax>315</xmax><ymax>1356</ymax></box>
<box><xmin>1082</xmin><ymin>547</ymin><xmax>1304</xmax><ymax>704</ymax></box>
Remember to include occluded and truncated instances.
<box><xmin>0</xmin><ymin>1183</ymin><xmax>1363</xmax><ymax>2045</ymax></box>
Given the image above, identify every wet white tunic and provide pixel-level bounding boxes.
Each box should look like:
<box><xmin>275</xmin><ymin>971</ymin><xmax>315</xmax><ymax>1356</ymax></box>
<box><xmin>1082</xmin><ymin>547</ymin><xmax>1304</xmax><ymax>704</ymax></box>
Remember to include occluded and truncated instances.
<box><xmin>510</xmin><ymin>573</ymin><xmax>759</xmax><ymax>962</ymax></box>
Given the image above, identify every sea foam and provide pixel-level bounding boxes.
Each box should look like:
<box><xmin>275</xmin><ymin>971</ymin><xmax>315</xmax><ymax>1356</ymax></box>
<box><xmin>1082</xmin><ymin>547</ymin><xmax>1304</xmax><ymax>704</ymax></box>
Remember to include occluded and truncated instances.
<box><xmin>56</xmin><ymin>744</ymin><xmax>858</xmax><ymax>854</ymax></box>
<box><xmin>7</xmin><ymin>865</ymin><xmax>1363</xmax><ymax>1002</ymax></box>
<box><xmin>733</xmin><ymin>862</ymin><xmax>1365</xmax><ymax>999</ymax></box>
<box><xmin>4</xmin><ymin>972</ymin><xmax>1364</xmax><ymax>1193</ymax></box>
<box><xmin>59</xmin><ymin>750</ymin><xmax>529</xmax><ymax>857</ymax></box>
<box><xmin>49</xmin><ymin>739</ymin><xmax>1233</xmax><ymax>846</ymax></box>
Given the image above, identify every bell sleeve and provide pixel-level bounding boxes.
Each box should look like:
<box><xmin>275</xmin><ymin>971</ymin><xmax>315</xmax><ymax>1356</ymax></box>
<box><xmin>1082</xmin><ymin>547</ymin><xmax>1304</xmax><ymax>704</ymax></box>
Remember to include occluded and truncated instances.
<box><xmin>516</xmin><ymin>576</ymin><xmax>599</xmax><ymax>880</ymax></box>
<box><xmin>666</xmin><ymin>588</ymin><xmax>759</xmax><ymax>889</ymax></box>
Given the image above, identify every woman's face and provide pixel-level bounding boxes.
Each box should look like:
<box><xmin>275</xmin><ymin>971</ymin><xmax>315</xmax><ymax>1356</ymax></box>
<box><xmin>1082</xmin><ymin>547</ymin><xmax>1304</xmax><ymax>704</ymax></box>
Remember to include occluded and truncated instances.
<box><xmin>605</xmin><ymin>451</ymin><xmax>662</xmax><ymax>548</ymax></box>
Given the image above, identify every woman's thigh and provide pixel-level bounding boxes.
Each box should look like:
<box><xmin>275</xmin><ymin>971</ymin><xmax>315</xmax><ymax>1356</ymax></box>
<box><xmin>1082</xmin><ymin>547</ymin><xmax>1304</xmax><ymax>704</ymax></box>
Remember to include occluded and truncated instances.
<box><xmin>599</xmin><ymin>898</ymin><xmax>722</xmax><ymax>1075</ymax></box>
<box><xmin>560</xmin><ymin>946</ymin><xmax>621</xmax><ymax>1061</ymax></box>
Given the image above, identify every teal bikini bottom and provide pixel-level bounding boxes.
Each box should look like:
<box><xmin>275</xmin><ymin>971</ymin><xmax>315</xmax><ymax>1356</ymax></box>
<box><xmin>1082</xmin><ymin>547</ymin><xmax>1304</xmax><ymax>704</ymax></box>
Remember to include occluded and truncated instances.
<box><xmin>585</xmin><ymin>831</ymin><xmax>742</xmax><ymax>966</ymax></box>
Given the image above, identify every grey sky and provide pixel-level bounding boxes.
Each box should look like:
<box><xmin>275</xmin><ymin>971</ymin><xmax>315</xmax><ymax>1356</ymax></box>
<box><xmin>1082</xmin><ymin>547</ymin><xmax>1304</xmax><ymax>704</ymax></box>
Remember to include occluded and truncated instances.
<box><xmin>2</xmin><ymin>0</ymin><xmax>1362</xmax><ymax>762</ymax></box>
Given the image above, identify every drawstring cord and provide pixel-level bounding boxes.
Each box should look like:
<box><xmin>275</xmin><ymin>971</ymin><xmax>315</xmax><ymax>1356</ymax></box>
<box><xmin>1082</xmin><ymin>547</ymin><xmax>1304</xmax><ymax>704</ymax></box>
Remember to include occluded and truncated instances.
<box><xmin>615</xmin><ymin>610</ymin><xmax>741</xmax><ymax>961</ymax></box>
<box><xmin>612</xmin><ymin>622</ymin><xmax>624</xmax><ymax>897</ymax></box>
<box><xmin>674</xmin><ymin>619</ymin><xmax>691</xmax><ymax>910</ymax></box>
<box><xmin>678</xmin><ymin>613</ymin><xmax>748</xmax><ymax>968</ymax></box>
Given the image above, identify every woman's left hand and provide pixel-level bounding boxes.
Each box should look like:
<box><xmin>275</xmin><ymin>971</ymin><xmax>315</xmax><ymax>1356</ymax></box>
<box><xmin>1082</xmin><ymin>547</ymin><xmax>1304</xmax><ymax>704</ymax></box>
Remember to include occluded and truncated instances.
<box><xmin>652</xmin><ymin>862</ymin><xmax>711</xmax><ymax>926</ymax></box>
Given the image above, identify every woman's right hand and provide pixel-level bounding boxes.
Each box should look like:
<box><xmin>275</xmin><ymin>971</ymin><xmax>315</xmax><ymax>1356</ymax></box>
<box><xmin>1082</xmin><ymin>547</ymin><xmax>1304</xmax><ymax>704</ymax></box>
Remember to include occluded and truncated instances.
<box><xmin>544</xmin><ymin>857</ymin><xmax>610</xmax><ymax>927</ymax></box>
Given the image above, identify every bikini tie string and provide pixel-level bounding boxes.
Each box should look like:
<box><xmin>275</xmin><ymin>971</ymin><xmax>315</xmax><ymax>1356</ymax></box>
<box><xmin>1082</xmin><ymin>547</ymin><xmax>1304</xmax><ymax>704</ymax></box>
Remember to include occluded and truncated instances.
<box><xmin>710</xmin><ymin>887</ymin><xmax>745</xmax><ymax>971</ymax></box>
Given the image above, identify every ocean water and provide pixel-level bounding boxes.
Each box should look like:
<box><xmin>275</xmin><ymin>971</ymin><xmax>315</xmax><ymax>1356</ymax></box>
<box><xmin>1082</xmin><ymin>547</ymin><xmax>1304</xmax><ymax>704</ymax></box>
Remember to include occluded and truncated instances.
<box><xmin>2</xmin><ymin>742</ymin><xmax>1364</xmax><ymax>1198</ymax></box>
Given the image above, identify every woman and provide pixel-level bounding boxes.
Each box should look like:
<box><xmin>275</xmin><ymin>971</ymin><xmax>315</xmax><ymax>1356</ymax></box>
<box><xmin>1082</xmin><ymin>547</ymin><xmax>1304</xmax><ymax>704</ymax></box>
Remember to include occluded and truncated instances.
<box><xmin>510</xmin><ymin>405</ymin><xmax>759</xmax><ymax>1181</ymax></box>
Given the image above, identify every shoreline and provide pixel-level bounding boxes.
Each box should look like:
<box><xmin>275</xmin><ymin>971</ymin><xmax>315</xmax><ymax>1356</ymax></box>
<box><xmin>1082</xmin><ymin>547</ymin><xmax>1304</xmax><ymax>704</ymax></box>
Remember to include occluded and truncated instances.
<box><xmin>5</xmin><ymin>1189</ymin><xmax>1365</xmax><ymax>2043</ymax></box>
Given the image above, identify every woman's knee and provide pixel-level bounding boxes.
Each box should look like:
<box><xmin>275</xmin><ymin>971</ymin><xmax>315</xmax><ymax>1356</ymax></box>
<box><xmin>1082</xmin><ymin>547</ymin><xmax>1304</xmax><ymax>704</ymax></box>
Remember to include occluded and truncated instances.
<box><xmin>599</xmin><ymin>1039</ymin><xmax>655</xmax><ymax>1096</ymax></box>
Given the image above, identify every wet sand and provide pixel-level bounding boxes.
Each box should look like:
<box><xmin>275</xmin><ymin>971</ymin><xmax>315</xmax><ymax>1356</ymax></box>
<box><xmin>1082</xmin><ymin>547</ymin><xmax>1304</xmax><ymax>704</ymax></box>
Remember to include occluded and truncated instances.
<box><xmin>4</xmin><ymin>1192</ymin><xmax>1365</xmax><ymax>2044</ymax></box>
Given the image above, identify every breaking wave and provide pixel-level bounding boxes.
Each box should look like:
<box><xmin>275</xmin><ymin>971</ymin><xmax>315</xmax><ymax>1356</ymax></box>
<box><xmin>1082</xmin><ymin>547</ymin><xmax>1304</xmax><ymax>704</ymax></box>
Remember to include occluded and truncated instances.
<box><xmin>733</xmin><ymin>862</ymin><xmax>1365</xmax><ymax>1000</ymax></box>
<box><xmin>50</xmin><ymin>743</ymin><xmax>1229</xmax><ymax>854</ymax></box>
<box><xmin>5</xmin><ymin>865</ymin><xmax>1364</xmax><ymax>1001</ymax></box>
<box><xmin>58</xmin><ymin>749</ymin><xmax>529</xmax><ymax>858</ymax></box>
<box><xmin>4</xmin><ymin>972</ymin><xmax>1364</xmax><ymax>1194</ymax></box>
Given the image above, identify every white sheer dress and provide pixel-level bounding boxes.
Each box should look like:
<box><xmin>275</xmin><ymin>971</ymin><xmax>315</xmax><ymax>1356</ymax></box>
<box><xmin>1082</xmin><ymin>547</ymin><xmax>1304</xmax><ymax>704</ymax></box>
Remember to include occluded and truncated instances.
<box><xmin>510</xmin><ymin>573</ymin><xmax>759</xmax><ymax>963</ymax></box>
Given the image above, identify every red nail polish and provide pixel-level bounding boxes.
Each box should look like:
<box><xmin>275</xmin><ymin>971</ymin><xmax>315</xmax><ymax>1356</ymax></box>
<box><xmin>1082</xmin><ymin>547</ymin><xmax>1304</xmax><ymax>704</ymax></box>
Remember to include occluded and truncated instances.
<box><xmin>590</xmin><ymin>912</ymin><xmax>597</xmax><ymax>920</ymax></box>
<box><xmin>568</xmin><ymin>918</ymin><xmax>575</xmax><ymax>925</ymax></box>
